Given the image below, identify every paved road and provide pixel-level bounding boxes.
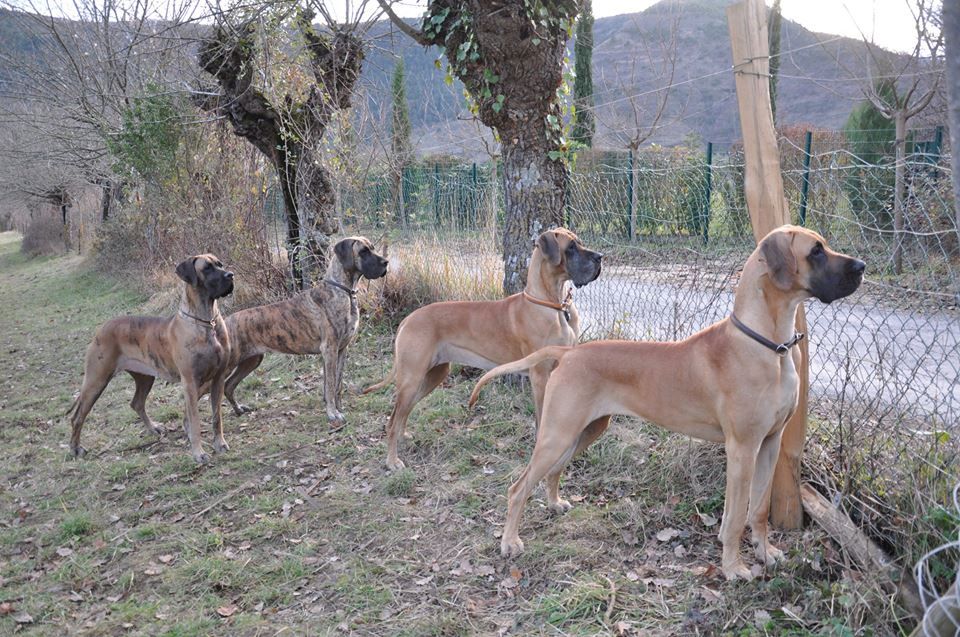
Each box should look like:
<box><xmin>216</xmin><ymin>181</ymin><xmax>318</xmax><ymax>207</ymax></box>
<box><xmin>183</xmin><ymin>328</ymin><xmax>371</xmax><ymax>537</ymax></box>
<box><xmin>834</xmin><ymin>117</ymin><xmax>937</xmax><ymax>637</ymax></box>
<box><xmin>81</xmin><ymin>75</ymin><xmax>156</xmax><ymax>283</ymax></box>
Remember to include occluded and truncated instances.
<box><xmin>574</xmin><ymin>267</ymin><xmax>960</xmax><ymax>427</ymax></box>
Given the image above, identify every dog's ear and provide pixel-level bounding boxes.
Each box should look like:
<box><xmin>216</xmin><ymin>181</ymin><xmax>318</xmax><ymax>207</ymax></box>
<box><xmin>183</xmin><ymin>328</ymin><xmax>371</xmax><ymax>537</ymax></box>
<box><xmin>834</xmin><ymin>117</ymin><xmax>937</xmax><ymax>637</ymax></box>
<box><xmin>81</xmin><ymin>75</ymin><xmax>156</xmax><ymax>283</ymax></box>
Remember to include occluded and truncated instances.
<box><xmin>175</xmin><ymin>257</ymin><xmax>199</xmax><ymax>286</ymax></box>
<box><xmin>536</xmin><ymin>231</ymin><xmax>562</xmax><ymax>266</ymax></box>
<box><xmin>334</xmin><ymin>238</ymin><xmax>356</xmax><ymax>268</ymax></box>
<box><xmin>760</xmin><ymin>232</ymin><xmax>797</xmax><ymax>291</ymax></box>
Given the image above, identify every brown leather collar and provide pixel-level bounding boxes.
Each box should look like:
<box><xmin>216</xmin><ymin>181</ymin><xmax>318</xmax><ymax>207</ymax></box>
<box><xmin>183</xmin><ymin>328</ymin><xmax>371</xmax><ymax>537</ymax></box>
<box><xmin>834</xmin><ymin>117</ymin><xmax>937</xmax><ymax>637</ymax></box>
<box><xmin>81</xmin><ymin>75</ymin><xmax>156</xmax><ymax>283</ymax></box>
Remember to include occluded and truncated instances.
<box><xmin>522</xmin><ymin>288</ymin><xmax>573</xmax><ymax>321</ymax></box>
<box><xmin>179</xmin><ymin>309</ymin><xmax>220</xmax><ymax>328</ymax></box>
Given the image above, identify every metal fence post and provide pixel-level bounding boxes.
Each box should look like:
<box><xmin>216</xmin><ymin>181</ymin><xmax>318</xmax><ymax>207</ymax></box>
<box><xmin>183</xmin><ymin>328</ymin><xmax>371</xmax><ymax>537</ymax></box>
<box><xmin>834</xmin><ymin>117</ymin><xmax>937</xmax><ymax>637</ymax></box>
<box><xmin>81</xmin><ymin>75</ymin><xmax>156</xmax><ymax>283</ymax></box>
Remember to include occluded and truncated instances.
<box><xmin>627</xmin><ymin>149</ymin><xmax>635</xmax><ymax>240</ymax></box>
<box><xmin>799</xmin><ymin>130</ymin><xmax>812</xmax><ymax>226</ymax></box>
<box><xmin>472</xmin><ymin>162</ymin><xmax>479</xmax><ymax>227</ymax></box>
<box><xmin>703</xmin><ymin>141</ymin><xmax>713</xmax><ymax>245</ymax></box>
<box><xmin>433</xmin><ymin>163</ymin><xmax>440</xmax><ymax>227</ymax></box>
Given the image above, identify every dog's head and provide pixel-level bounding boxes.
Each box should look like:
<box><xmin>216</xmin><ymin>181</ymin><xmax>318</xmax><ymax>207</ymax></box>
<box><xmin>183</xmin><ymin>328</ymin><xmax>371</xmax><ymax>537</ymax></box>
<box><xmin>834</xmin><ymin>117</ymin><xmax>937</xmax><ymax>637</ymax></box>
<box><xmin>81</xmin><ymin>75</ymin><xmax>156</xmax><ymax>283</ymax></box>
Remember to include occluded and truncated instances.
<box><xmin>333</xmin><ymin>237</ymin><xmax>389</xmax><ymax>280</ymax></box>
<box><xmin>758</xmin><ymin>225</ymin><xmax>865</xmax><ymax>304</ymax></box>
<box><xmin>535</xmin><ymin>228</ymin><xmax>603</xmax><ymax>288</ymax></box>
<box><xmin>175</xmin><ymin>254</ymin><xmax>234</xmax><ymax>300</ymax></box>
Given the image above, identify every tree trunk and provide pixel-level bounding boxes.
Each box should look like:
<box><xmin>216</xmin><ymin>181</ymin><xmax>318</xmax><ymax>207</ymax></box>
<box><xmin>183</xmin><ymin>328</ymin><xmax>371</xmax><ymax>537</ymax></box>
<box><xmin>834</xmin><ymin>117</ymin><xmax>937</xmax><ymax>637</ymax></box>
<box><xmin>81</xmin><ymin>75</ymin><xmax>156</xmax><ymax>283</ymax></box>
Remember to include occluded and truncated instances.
<box><xmin>945</xmin><ymin>0</ymin><xmax>960</xmax><ymax>254</ymax></box>
<box><xmin>500</xmin><ymin>119</ymin><xmax>567</xmax><ymax>294</ymax></box>
<box><xmin>893</xmin><ymin>110</ymin><xmax>907</xmax><ymax>275</ymax></box>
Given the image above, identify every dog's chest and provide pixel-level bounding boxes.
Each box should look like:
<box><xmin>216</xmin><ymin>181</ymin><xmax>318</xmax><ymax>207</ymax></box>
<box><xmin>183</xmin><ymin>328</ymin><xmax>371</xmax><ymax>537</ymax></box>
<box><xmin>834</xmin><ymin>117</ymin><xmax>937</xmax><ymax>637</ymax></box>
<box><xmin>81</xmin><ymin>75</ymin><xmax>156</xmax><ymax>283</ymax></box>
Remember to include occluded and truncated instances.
<box><xmin>770</xmin><ymin>359</ymin><xmax>800</xmax><ymax>426</ymax></box>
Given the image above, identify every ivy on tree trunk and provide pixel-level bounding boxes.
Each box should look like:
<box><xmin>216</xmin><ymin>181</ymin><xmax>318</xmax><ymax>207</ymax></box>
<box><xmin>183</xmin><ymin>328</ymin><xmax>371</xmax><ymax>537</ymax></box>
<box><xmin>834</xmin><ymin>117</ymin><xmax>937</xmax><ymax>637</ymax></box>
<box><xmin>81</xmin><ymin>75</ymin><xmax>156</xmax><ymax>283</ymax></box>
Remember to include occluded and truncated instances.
<box><xmin>197</xmin><ymin>10</ymin><xmax>364</xmax><ymax>289</ymax></box>
<box><xmin>380</xmin><ymin>0</ymin><xmax>580</xmax><ymax>293</ymax></box>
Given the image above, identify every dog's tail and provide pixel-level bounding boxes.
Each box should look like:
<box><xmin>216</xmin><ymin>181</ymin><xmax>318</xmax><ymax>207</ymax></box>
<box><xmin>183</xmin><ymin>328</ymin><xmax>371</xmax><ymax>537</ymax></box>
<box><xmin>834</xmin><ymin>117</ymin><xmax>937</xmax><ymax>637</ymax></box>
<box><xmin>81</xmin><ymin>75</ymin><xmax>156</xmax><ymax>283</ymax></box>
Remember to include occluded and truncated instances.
<box><xmin>361</xmin><ymin>366</ymin><xmax>396</xmax><ymax>395</ymax></box>
<box><xmin>468</xmin><ymin>346</ymin><xmax>573</xmax><ymax>408</ymax></box>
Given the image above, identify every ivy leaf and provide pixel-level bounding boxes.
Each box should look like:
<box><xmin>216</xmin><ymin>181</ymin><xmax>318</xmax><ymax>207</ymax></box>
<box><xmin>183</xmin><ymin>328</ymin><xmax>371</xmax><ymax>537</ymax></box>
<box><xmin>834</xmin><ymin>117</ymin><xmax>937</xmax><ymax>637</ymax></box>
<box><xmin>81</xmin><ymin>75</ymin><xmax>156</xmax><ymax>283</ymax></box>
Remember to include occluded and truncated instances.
<box><xmin>492</xmin><ymin>101</ymin><xmax>503</xmax><ymax>113</ymax></box>
<box><xmin>532</xmin><ymin>37</ymin><xmax>541</xmax><ymax>46</ymax></box>
<box><xmin>547</xmin><ymin>150</ymin><xmax>565</xmax><ymax>161</ymax></box>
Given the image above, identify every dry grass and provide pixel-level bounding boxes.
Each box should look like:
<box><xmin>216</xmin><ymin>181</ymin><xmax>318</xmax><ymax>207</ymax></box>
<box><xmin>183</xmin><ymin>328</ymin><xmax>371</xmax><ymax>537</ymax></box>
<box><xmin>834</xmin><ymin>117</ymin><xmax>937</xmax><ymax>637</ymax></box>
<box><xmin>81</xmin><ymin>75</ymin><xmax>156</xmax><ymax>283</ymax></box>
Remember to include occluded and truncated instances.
<box><xmin>362</xmin><ymin>232</ymin><xmax>504</xmax><ymax>323</ymax></box>
<box><xmin>0</xmin><ymin>232</ymin><xmax>939</xmax><ymax>636</ymax></box>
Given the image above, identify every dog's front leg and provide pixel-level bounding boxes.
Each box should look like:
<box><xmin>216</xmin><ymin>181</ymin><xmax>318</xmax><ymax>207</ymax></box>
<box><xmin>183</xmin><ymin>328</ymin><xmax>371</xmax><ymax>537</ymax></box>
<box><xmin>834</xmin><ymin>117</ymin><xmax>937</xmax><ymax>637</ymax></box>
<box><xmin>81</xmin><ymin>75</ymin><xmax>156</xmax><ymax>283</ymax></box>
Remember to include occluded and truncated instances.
<box><xmin>210</xmin><ymin>374</ymin><xmax>229</xmax><ymax>454</ymax></box>
<box><xmin>748</xmin><ymin>430</ymin><xmax>786</xmax><ymax>567</ymax></box>
<box><xmin>719</xmin><ymin>435</ymin><xmax>759</xmax><ymax>580</ymax></box>
<box><xmin>322</xmin><ymin>341</ymin><xmax>345</xmax><ymax>426</ymax></box>
<box><xmin>182</xmin><ymin>380</ymin><xmax>210</xmax><ymax>464</ymax></box>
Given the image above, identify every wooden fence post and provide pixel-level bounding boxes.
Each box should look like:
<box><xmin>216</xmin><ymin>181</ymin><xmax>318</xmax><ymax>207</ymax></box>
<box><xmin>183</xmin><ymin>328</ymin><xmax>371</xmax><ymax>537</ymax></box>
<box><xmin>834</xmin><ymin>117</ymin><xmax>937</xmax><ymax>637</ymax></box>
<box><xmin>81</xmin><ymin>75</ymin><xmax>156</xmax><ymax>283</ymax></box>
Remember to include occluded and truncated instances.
<box><xmin>727</xmin><ymin>0</ymin><xmax>807</xmax><ymax>529</ymax></box>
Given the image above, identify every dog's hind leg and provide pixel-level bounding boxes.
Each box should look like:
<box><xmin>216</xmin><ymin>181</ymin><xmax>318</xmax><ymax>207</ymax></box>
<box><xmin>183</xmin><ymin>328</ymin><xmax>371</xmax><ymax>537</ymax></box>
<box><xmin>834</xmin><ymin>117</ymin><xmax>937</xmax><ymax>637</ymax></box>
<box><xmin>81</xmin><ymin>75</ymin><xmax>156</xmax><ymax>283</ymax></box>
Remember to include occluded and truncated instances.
<box><xmin>128</xmin><ymin>372</ymin><xmax>161</xmax><ymax>437</ymax></box>
<box><xmin>501</xmin><ymin>414</ymin><xmax>585</xmax><ymax>557</ymax></box>
<box><xmin>224</xmin><ymin>354</ymin><xmax>263</xmax><ymax>416</ymax></box>
<box><xmin>544</xmin><ymin>415</ymin><xmax>611</xmax><ymax>513</ymax></box>
<box><xmin>69</xmin><ymin>362</ymin><xmax>114</xmax><ymax>458</ymax></box>
<box><xmin>383</xmin><ymin>363</ymin><xmax>449</xmax><ymax>471</ymax></box>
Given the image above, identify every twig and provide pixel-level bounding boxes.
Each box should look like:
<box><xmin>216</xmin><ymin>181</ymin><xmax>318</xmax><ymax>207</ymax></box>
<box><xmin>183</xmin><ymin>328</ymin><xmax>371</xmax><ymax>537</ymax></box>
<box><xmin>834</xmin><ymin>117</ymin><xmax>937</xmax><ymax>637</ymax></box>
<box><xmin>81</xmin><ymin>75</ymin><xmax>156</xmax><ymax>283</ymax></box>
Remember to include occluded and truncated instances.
<box><xmin>191</xmin><ymin>482</ymin><xmax>255</xmax><ymax>520</ymax></box>
<box><xmin>603</xmin><ymin>574</ymin><xmax>617</xmax><ymax>622</ymax></box>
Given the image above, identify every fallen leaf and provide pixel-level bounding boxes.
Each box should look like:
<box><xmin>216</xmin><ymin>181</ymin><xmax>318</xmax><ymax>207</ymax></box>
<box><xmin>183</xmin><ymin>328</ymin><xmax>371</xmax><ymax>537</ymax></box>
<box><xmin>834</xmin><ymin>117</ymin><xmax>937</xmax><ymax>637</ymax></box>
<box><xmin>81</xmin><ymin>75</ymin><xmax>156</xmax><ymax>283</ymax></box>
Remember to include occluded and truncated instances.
<box><xmin>500</xmin><ymin>576</ymin><xmax>518</xmax><ymax>589</ymax></box>
<box><xmin>643</xmin><ymin>577</ymin><xmax>675</xmax><ymax>587</ymax></box>
<box><xmin>621</xmin><ymin>530</ymin><xmax>638</xmax><ymax>546</ymax></box>
<box><xmin>509</xmin><ymin>566</ymin><xmax>522</xmax><ymax>581</ymax></box>
<box><xmin>655</xmin><ymin>527</ymin><xmax>680</xmax><ymax>542</ymax></box>
<box><xmin>754</xmin><ymin>609</ymin><xmax>772</xmax><ymax>627</ymax></box>
<box><xmin>13</xmin><ymin>612</ymin><xmax>33</xmax><ymax>624</ymax></box>
<box><xmin>614</xmin><ymin>620</ymin><xmax>633</xmax><ymax>636</ymax></box>
<box><xmin>625</xmin><ymin>570</ymin><xmax>640</xmax><ymax>582</ymax></box>
<box><xmin>674</xmin><ymin>544</ymin><xmax>687</xmax><ymax>558</ymax></box>
<box><xmin>450</xmin><ymin>558</ymin><xmax>474</xmax><ymax>577</ymax></box>
<box><xmin>415</xmin><ymin>575</ymin><xmax>434</xmax><ymax>586</ymax></box>
<box><xmin>56</xmin><ymin>547</ymin><xmax>74</xmax><ymax>557</ymax></box>
<box><xmin>476</xmin><ymin>564</ymin><xmax>496</xmax><ymax>577</ymax></box>
<box><xmin>698</xmin><ymin>512</ymin><xmax>718</xmax><ymax>527</ymax></box>
<box><xmin>217</xmin><ymin>605</ymin><xmax>238</xmax><ymax>618</ymax></box>
<box><xmin>0</xmin><ymin>602</ymin><xmax>14</xmax><ymax>615</ymax></box>
<box><xmin>157</xmin><ymin>554</ymin><xmax>175</xmax><ymax>564</ymax></box>
<box><xmin>144</xmin><ymin>564</ymin><xmax>163</xmax><ymax>576</ymax></box>
<box><xmin>701</xmin><ymin>586</ymin><xmax>723</xmax><ymax>603</ymax></box>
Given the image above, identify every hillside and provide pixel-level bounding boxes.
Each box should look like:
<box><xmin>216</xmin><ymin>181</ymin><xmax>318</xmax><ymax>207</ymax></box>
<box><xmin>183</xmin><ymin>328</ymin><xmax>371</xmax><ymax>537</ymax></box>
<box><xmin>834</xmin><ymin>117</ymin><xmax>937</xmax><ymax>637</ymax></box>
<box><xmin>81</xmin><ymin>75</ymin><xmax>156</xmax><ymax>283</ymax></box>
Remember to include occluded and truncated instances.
<box><xmin>0</xmin><ymin>0</ymin><xmax>916</xmax><ymax>159</ymax></box>
<box><xmin>360</xmin><ymin>0</ymin><xmax>911</xmax><ymax>156</ymax></box>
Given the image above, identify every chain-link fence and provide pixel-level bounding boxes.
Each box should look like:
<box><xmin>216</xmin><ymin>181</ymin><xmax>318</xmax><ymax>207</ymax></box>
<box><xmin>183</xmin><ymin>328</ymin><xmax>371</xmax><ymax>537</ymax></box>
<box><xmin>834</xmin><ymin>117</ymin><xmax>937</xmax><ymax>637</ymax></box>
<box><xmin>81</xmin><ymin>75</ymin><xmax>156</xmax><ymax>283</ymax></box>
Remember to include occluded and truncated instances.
<box><xmin>340</xmin><ymin>128</ymin><xmax>960</xmax><ymax>576</ymax></box>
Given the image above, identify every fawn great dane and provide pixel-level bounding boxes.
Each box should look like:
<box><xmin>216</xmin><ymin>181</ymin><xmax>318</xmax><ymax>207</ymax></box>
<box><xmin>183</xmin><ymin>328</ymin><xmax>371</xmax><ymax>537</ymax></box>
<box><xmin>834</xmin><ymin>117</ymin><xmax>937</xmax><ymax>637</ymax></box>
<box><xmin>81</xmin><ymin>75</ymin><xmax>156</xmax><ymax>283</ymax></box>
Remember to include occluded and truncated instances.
<box><xmin>470</xmin><ymin>225</ymin><xmax>865</xmax><ymax>580</ymax></box>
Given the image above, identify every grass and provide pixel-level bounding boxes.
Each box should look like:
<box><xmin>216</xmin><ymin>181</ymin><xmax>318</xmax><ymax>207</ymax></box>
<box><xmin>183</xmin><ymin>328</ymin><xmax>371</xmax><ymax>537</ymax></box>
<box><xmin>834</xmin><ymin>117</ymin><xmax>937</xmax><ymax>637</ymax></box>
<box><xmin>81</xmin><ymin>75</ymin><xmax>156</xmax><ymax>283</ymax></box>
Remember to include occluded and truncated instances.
<box><xmin>0</xmin><ymin>230</ymin><xmax>939</xmax><ymax>636</ymax></box>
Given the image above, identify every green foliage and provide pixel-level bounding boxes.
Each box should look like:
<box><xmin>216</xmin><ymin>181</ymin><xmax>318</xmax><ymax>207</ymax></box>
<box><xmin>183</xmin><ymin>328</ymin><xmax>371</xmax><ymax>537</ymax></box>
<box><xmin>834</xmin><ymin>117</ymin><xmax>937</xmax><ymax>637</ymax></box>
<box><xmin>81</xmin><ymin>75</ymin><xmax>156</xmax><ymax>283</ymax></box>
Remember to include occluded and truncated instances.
<box><xmin>572</xmin><ymin>0</ymin><xmax>595</xmax><ymax>147</ymax></box>
<box><xmin>842</xmin><ymin>80</ymin><xmax>895</xmax><ymax>226</ymax></box>
<box><xmin>106</xmin><ymin>85</ymin><xmax>183</xmax><ymax>184</ymax></box>
<box><xmin>391</xmin><ymin>58</ymin><xmax>413</xmax><ymax>166</ymax></box>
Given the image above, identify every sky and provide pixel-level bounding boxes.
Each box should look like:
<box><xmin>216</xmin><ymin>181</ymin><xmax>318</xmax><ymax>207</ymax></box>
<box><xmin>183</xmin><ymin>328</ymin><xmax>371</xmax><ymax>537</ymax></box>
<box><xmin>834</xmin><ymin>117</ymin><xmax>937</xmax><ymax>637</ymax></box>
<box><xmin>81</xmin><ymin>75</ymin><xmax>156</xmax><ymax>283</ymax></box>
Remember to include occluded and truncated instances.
<box><xmin>383</xmin><ymin>0</ymin><xmax>925</xmax><ymax>53</ymax></box>
<box><xmin>10</xmin><ymin>0</ymin><xmax>928</xmax><ymax>54</ymax></box>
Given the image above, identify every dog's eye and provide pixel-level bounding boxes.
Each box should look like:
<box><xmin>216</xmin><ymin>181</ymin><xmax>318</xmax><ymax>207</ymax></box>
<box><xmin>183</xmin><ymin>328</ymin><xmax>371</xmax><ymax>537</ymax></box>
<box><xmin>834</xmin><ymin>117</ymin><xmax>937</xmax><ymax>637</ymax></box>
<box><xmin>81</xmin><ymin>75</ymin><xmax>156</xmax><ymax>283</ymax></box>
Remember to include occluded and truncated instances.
<box><xmin>360</xmin><ymin>247</ymin><xmax>369</xmax><ymax>255</ymax></box>
<box><xmin>811</xmin><ymin>243</ymin><xmax>823</xmax><ymax>257</ymax></box>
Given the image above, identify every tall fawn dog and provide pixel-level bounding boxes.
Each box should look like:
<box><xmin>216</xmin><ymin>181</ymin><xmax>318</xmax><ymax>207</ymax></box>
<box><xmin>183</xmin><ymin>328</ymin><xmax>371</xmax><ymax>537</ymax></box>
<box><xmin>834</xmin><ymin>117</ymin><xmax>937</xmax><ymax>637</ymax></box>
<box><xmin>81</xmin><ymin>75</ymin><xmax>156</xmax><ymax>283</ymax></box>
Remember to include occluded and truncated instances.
<box><xmin>363</xmin><ymin>228</ymin><xmax>603</xmax><ymax>471</ymax></box>
<box><xmin>68</xmin><ymin>255</ymin><xmax>235</xmax><ymax>463</ymax></box>
<box><xmin>469</xmin><ymin>226</ymin><xmax>865</xmax><ymax>580</ymax></box>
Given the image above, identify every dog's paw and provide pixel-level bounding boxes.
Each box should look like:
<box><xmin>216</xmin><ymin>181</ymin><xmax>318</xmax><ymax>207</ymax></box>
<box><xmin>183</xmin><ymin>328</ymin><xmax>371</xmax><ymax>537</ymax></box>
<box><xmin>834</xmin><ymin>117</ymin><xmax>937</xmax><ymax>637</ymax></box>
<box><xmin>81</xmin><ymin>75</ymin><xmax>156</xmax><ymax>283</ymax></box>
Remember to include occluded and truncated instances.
<box><xmin>500</xmin><ymin>537</ymin><xmax>525</xmax><ymax>558</ymax></box>
<box><xmin>402</xmin><ymin>431</ymin><xmax>413</xmax><ymax>441</ymax></box>
<box><xmin>70</xmin><ymin>445</ymin><xmax>87</xmax><ymax>459</ymax></box>
<box><xmin>192</xmin><ymin>450</ymin><xmax>211</xmax><ymax>464</ymax></box>
<box><xmin>754</xmin><ymin>542</ymin><xmax>785</xmax><ymax>567</ymax></box>
<box><xmin>213</xmin><ymin>439</ymin><xmax>230</xmax><ymax>454</ymax></box>
<box><xmin>233</xmin><ymin>404</ymin><xmax>253</xmax><ymax>416</ymax></box>
<box><xmin>385</xmin><ymin>456</ymin><xmax>406</xmax><ymax>472</ymax></box>
<box><xmin>144</xmin><ymin>422</ymin><xmax>162</xmax><ymax>437</ymax></box>
<box><xmin>328</xmin><ymin>411</ymin><xmax>346</xmax><ymax>427</ymax></box>
<box><xmin>721</xmin><ymin>560</ymin><xmax>754</xmax><ymax>581</ymax></box>
<box><xmin>548</xmin><ymin>498</ymin><xmax>573</xmax><ymax>514</ymax></box>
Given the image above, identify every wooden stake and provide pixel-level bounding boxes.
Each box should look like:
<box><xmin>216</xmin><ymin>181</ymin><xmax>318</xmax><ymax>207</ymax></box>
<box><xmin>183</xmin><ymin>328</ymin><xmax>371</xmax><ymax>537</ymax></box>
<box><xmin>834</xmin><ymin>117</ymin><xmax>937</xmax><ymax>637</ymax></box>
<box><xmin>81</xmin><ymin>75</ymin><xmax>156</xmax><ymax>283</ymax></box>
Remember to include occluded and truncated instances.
<box><xmin>727</xmin><ymin>0</ymin><xmax>808</xmax><ymax>529</ymax></box>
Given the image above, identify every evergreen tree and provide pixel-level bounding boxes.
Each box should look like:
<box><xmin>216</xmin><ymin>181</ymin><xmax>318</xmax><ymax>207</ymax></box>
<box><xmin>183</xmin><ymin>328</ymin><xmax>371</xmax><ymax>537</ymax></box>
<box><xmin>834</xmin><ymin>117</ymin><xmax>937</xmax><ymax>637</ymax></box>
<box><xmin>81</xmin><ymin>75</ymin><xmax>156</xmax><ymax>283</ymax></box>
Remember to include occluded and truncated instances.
<box><xmin>572</xmin><ymin>0</ymin><xmax>594</xmax><ymax>147</ymax></box>
<box><xmin>768</xmin><ymin>0</ymin><xmax>782</xmax><ymax>123</ymax></box>
<box><xmin>390</xmin><ymin>58</ymin><xmax>412</xmax><ymax>223</ymax></box>
<box><xmin>842</xmin><ymin>79</ymin><xmax>896</xmax><ymax>225</ymax></box>
<box><xmin>391</xmin><ymin>58</ymin><xmax>412</xmax><ymax>166</ymax></box>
